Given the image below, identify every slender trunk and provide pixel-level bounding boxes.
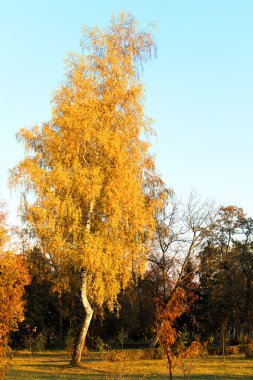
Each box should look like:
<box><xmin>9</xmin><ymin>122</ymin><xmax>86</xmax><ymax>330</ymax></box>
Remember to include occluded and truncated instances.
<box><xmin>70</xmin><ymin>270</ymin><xmax>93</xmax><ymax>366</ymax></box>
<box><xmin>167</xmin><ymin>354</ymin><xmax>173</xmax><ymax>380</ymax></box>
<box><xmin>162</xmin><ymin>251</ymin><xmax>166</xmax><ymax>302</ymax></box>
<box><xmin>58</xmin><ymin>313</ymin><xmax>64</xmax><ymax>348</ymax></box>
<box><xmin>70</xmin><ymin>200</ymin><xmax>94</xmax><ymax>366</ymax></box>
<box><xmin>244</xmin><ymin>277</ymin><xmax>251</xmax><ymax>333</ymax></box>
<box><xmin>221</xmin><ymin>321</ymin><xmax>226</xmax><ymax>360</ymax></box>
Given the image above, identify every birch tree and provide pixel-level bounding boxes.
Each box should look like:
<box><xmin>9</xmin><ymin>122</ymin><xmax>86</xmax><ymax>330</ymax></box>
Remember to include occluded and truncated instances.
<box><xmin>10</xmin><ymin>13</ymin><xmax>163</xmax><ymax>365</ymax></box>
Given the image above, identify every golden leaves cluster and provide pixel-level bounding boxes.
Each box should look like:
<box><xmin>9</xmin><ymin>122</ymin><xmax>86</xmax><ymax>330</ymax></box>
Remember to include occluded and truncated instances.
<box><xmin>11</xmin><ymin>13</ymin><xmax>162</xmax><ymax>311</ymax></box>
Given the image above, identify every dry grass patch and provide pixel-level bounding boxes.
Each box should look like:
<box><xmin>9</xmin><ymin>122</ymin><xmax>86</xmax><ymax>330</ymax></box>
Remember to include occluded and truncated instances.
<box><xmin>3</xmin><ymin>350</ymin><xmax>253</xmax><ymax>379</ymax></box>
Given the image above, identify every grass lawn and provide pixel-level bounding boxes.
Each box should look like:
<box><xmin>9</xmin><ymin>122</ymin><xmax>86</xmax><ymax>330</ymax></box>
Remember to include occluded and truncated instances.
<box><xmin>2</xmin><ymin>350</ymin><xmax>253</xmax><ymax>379</ymax></box>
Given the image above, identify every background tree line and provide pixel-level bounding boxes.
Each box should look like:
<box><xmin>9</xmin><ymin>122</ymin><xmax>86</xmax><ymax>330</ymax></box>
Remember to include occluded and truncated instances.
<box><xmin>4</xmin><ymin>193</ymin><xmax>253</xmax><ymax>357</ymax></box>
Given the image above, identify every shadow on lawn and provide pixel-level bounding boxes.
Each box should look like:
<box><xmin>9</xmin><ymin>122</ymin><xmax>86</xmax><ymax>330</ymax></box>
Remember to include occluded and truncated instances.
<box><xmin>5</xmin><ymin>352</ymin><xmax>253</xmax><ymax>380</ymax></box>
<box><xmin>6</xmin><ymin>370</ymin><xmax>253</xmax><ymax>380</ymax></box>
<box><xmin>6</xmin><ymin>371</ymin><xmax>104</xmax><ymax>379</ymax></box>
<box><xmin>182</xmin><ymin>376</ymin><xmax>253</xmax><ymax>380</ymax></box>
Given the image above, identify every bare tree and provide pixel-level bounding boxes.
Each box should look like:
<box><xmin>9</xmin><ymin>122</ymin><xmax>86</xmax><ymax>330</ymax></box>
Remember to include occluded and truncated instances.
<box><xmin>148</xmin><ymin>191</ymin><xmax>218</xmax><ymax>300</ymax></box>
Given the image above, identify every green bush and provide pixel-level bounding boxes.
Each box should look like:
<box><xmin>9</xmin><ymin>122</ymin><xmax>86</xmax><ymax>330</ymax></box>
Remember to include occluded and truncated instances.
<box><xmin>23</xmin><ymin>325</ymin><xmax>47</xmax><ymax>353</ymax></box>
<box><xmin>65</xmin><ymin>333</ymin><xmax>75</xmax><ymax>354</ymax></box>
<box><xmin>117</xmin><ymin>328</ymin><xmax>128</xmax><ymax>349</ymax></box>
<box><xmin>31</xmin><ymin>331</ymin><xmax>47</xmax><ymax>353</ymax></box>
<box><xmin>95</xmin><ymin>336</ymin><xmax>111</xmax><ymax>352</ymax></box>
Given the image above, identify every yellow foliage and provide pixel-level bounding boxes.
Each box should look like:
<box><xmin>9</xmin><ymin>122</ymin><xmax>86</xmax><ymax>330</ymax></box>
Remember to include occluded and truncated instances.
<box><xmin>10</xmin><ymin>13</ymin><xmax>163</xmax><ymax>311</ymax></box>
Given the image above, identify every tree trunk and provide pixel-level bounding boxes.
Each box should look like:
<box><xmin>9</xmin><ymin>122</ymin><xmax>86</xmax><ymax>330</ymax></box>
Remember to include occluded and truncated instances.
<box><xmin>70</xmin><ymin>201</ymin><xmax>94</xmax><ymax>366</ymax></box>
<box><xmin>168</xmin><ymin>355</ymin><xmax>173</xmax><ymax>380</ymax></box>
<box><xmin>221</xmin><ymin>321</ymin><xmax>226</xmax><ymax>360</ymax></box>
<box><xmin>244</xmin><ymin>277</ymin><xmax>251</xmax><ymax>333</ymax></box>
<box><xmin>58</xmin><ymin>313</ymin><xmax>64</xmax><ymax>348</ymax></box>
<box><xmin>70</xmin><ymin>269</ymin><xmax>93</xmax><ymax>366</ymax></box>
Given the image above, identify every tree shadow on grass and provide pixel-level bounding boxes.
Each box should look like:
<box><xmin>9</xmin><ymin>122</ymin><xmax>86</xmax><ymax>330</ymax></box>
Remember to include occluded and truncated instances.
<box><xmin>6</xmin><ymin>353</ymin><xmax>253</xmax><ymax>380</ymax></box>
<box><xmin>182</xmin><ymin>376</ymin><xmax>253</xmax><ymax>380</ymax></box>
<box><xmin>6</xmin><ymin>370</ymin><xmax>253</xmax><ymax>380</ymax></box>
<box><xmin>6</xmin><ymin>363</ymin><xmax>127</xmax><ymax>379</ymax></box>
<box><xmin>5</xmin><ymin>369</ymin><xmax>104</xmax><ymax>379</ymax></box>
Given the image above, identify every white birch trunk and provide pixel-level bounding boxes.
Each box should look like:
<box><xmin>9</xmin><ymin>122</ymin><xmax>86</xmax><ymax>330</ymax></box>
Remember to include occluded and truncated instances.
<box><xmin>70</xmin><ymin>201</ymin><xmax>94</xmax><ymax>366</ymax></box>
<box><xmin>70</xmin><ymin>269</ymin><xmax>93</xmax><ymax>366</ymax></box>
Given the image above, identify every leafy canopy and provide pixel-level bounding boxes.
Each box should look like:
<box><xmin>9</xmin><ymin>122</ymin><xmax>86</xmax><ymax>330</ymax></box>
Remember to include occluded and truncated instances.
<box><xmin>11</xmin><ymin>13</ymin><xmax>163</xmax><ymax>311</ymax></box>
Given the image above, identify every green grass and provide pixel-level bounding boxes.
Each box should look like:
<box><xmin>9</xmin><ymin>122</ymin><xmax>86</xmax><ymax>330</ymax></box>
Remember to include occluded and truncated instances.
<box><xmin>2</xmin><ymin>350</ymin><xmax>253</xmax><ymax>379</ymax></box>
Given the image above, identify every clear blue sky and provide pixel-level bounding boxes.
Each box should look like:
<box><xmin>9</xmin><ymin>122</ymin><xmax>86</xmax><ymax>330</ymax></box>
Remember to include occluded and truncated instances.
<box><xmin>1</xmin><ymin>0</ymin><xmax>253</xmax><ymax>224</ymax></box>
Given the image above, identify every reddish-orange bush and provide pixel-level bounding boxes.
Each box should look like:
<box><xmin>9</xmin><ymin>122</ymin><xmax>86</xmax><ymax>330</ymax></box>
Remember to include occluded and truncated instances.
<box><xmin>0</xmin><ymin>203</ymin><xmax>30</xmax><ymax>356</ymax></box>
<box><xmin>156</xmin><ymin>288</ymin><xmax>202</xmax><ymax>379</ymax></box>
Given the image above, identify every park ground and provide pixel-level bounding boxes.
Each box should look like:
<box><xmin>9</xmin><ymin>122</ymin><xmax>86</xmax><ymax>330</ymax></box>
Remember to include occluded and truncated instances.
<box><xmin>1</xmin><ymin>350</ymin><xmax>253</xmax><ymax>379</ymax></box>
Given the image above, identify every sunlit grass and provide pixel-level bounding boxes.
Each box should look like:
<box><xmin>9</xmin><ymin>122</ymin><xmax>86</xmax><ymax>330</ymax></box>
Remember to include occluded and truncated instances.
<box><xmin>3</xmin><ymin>350</ymin><xmax>253</xmax><ymax>379</ymax></box>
